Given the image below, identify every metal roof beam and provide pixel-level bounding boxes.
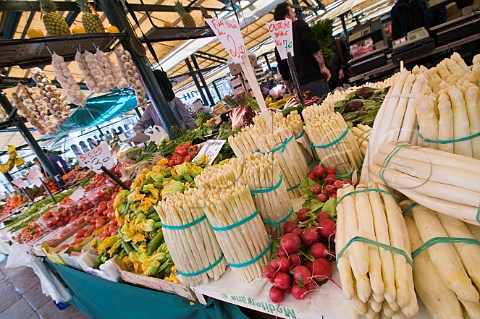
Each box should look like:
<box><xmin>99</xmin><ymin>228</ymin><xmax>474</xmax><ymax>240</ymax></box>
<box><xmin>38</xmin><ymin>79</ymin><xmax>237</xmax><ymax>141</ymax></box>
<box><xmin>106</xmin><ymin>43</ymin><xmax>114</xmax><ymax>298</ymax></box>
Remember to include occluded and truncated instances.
<box><xmin>65</xmin><ymin>11</ymin><xmax>80</xmax><ymax>26</ymax></box>
<box><xmin>0</xmin><ymin>2</ymin><xmax>230</xmax><ymax>13</ymax></box>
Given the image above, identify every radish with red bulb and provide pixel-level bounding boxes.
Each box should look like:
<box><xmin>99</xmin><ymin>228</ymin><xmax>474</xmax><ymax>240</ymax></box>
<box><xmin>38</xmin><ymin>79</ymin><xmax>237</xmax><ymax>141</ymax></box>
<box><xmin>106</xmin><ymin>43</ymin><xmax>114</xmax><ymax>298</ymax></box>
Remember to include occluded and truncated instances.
<box><xmin>291</xmin><ymin>284</ymin><xmax>310</xmax><ymax>300</ymax></box>
<box><xmin>276</xmin><ymin>256</ymin><xmax>291</xmax><ymax>272</ymax></box>
<box><xmin>316</xmin><ymin>212</ymin><xmax>331</xmax><ymax>223</ymax></box>
<box><xmin>289</xmin><ymin>253</ymin><xmax>301</xmax><ymax>266</ymax></box>
<box><xmin>303</xmin><ymin>260</ymin><xmax>313</xmax><ymax>272</ymax></box>
<box><xmin>312</xmin><ymin>166</ymin><xmax>326</xmax><ymax>178</ymax></box>
<box><xmin>292</xmin><ymin>228</ymin><xmax>303</xmax><ymax>236</ymax></box>
<box><xmin>325</xmin><ymin>167</ymin><xmax>336</xmax><ymax>175</ymax></box>
<box><xmin>310</xmin><ymin>242</ymin><xmax>329</xmax><ymax>259</ymax></box>
<box><xmin>283</xmin><ymin>221</ymin><xmax>297</xmax><ymax>233</ymax></box>
<box><xmin>277</xmin><ymin>247</ymin><xmax>287</xmax><ymax>257</ymax></box>
<box><xmin>324</xmin><ymin>184</ymin><xmax>336</xmax><ymax>194</ymax></box>
<box><xmin>308</xmin><ymin>172</ymin><xmax>317</xmax><ymax>181</ymax></box>
<box><xmin>310</xmin><ymin>184</ymin><xmax>322</xmax><ymax>195</ymax></box>
<box><xmin>318</xmin><ymin>219</ymin><xmax>336</xmax><ymax>238</ymax></box>
<box><xmin>306</xmin><ymin>281</ymin><xmax>318</xmax><ymax>291</ymax></box>
<box><xmin>311</xmin><ymin>258</ymin><xmax>332</xmax><ymax>282</ymax></box>
<box><xmin>269</xmin><ymin>286</ymin><xmax>285</xmax><ymax>303</ymax></box>
<box><xmin>293</xmin><ymin>266</ymin><xmax>312</xmax><ymax>285</ymax></box>
<box><xmin>270</xmin><ymin>258</ymin><xmax>280</xmax><ymax>270</ymax></box>
<box><xmin>330</xmin><ymin>193</ymin><xmax>337</xmax><ymax>199</ymax></box>
<box><xmin>316</xmin><ymin>193</ymin><xmax>328</xmax><ymax>202</ymax></box>
<box><xmin>297</xmin><ymin>208</ymin><xmax>309</xmax><ymax>222</ymax></box>
<box><xmin>301</xmin><ymin>227</ymin><xmax>319</xmax><ymax>246</ymax></box>
<box><xmin>333</xmin><ymin>180</ymin><xmax>344</xmax><ymax>189</ymax></box>
<box><xmin>263</xmin><ymin>265</ymin><xmax>276</xmax><ymax>279</ymax></box>
<box><xmin>280</xmin><ymin>233</ymin><xmax>302</xmax><ymax>254</ymax></box>
<box><xmin>274</xmin><ymin>272</ymin><xmax>291</xmax><ymax>290</ymax></box>
<box><xmin>344</xmin><ymin>179</ymin><xmax>352</xmax><ymax>185</ymax></box>
<box><xmin>325</xmin><ymin>174</ymin><xmax>337</xmax><ymax>184</ymax></box>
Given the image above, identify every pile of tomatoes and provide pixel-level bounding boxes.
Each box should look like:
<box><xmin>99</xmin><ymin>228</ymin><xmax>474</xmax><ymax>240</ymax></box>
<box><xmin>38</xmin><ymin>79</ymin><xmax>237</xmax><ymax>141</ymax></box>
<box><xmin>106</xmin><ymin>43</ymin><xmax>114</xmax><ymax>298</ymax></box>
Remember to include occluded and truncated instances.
<box><xmin>166</xmin><ymin>142</ymin><xmax>198</xmax><ymax>168</ymax></box>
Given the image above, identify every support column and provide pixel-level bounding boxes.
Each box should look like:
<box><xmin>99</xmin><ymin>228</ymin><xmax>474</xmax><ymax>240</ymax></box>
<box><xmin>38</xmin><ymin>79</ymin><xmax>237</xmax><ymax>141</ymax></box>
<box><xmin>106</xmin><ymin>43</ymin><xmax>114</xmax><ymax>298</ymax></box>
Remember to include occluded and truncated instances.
<box><xmin>185</xmin><ymin>58</ymin><xmax>208</xmax><ymax>106</ymax></box>
<box><xmin>340</xmin><ymin>14</ymin><xmax>348</xmax><ymax>41</ymax></box>
<box><xmin>99</xmin><ymin>0</ymin><xmax>178</xmax><ymax>137</ymax></box>
<box><xmin>263</xmin><ymin>53</ymin><xmax>272</xmax><ymax>71</ymax></box>
<box><xmin>292</xmin><ymin>0</ymin><xmax>304</xmax><ymax>20</ymax></box>
<box><xmin>190</xmin><ymin>55</ymin><xmax>215</xmax><ymax>106</ymax></box>
<box><xmin>212</xmin><ymin>81</ymin><xmax>221</xmax><ymax>101</ymax></box>
<box><xmin>0</xmin><ymin>92</ymin><xmax>64</xmax><ymax>187</ymax></box>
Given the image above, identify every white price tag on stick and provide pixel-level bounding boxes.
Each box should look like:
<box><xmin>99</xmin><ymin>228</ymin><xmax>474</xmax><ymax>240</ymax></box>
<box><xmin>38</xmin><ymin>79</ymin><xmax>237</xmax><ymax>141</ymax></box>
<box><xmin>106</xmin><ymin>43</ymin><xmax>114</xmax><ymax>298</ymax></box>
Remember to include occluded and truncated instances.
<box><xmin>266</xmin><ymin>19</ymin><xmax>294</xmax><ymax>60</ymax></box>
<box><xmin>206</xmin><ymin>19</ymin><xmax>246</xmax><ymax>64</ymax></box>
<box><xmin>12</xmin><ymin>178</ymin><xmax>28</xmax><ymax>189</ymax></box>
<box><xmin>194</xmin><ymin>140</ymin><xmax>226</xmax><ymax>165</ymax></box>
<box><xmin>27</xmin><ymin>167</ymin><xmax>43</xmax><ymax>187</ymax></box>
<box><xmin>77</xmin><ymin>141</ymin><xmax>116</xmax><ymax>174</ymax></box>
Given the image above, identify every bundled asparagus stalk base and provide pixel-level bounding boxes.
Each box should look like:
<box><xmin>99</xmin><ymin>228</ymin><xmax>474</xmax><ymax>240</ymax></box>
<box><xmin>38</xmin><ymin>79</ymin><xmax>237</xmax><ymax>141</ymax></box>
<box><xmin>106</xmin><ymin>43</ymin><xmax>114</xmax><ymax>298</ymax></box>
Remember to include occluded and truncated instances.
<box><xmin>239</xmin><ymin>153</ymin><xmax>295</xmax><ymax>239</ymax></box>
<box><xmin>228</xmin><ymin>115</ymin><xmax>308</xmax><ymax>198</ymax></box>
<box><xmin>370</xmin><ymin>141</ymin><xmax>480</xmax><ymax>225</ymax></box>
<box><xmin>200</xmin><ymin>183</ymin><xmax>270</xmax><ymax>283</ymax></box>
<box><xmin>403</xmin><ymin>202</ymin><xmax>480</xmax><ymax>319</ymax></box>
<box><xmin>363</xmin><ymin>53</ymin><xmax>480</xmax><ymax>183</ymax></box>
<box><xmin>352</xmin><ymin>124</ymin><xmax>371</xmax><ymax>159</ymax></box>
<box><xmin>156</xmin><ymin>189</ymin><xmax>226</xmax><ymax>286</ymax></box>
<box><xmin>195</xmin><ymin>154</ymin><xmax>295</xmax><ymax>239</ymax></box>
<box><xmin>336</xmin><ymin>183</ymin><xmax>417</xmax><ymax>318</ymax></box>
<box><xmin>303</xmin><ymin>106</ymin><xmax>362</xmax><ymax>176</ymax></box>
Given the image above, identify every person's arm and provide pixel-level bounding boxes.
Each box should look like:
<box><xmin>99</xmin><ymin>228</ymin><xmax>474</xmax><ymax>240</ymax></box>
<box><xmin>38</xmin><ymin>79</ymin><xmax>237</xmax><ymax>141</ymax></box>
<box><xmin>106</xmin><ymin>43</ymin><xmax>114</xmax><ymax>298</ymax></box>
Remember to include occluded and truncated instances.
<box><xmin>298</xmin><ymin>21</ymin><xmax>331</xmax><ymax>82</ymax></box>
<box><xmin>173</xmin><ymin>98</ymin><xmax>197</xmax><ymax>130</ymax></box>
<box><xmin>275</xmin><ymin>48</ymin><xmax>291</xmax><ymax>82</ymax></box>
<box><xmin>133</xmin><ymin>106</ymin><xmax>154</xmax><ymax>133</ymax></box>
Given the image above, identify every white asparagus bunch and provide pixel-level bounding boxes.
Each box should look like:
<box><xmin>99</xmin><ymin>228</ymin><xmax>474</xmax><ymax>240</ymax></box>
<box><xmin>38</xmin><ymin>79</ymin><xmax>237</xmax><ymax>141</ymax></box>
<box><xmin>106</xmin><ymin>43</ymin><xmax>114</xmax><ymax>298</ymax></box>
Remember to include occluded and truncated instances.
<box><xmin>15</xmin><ymin>84</ymin><xmax>57</xmax><ymax>135</ymax></box>
<box><xmin>75</xmin><ymin>51</ymin><xmax>110</xmax><ymax>94</ymax></box>
<box><xmin>405</xmin><ymin>203</ymin><xmax>480</xmax><ymax>318</ymax></box>
<box><xmin>195</xmin><ymin>158</ymin><xmax>243</xmax><ymax>190</ymax></box>
<box><xmin>156</xmin><ymin>189</ymin><xmax>227</xmax><ymax>286</ymax></box>
<box><xmin>31</xmin><ymin>67</ymin><xmax>70</xmax><ymax>126</ymax></box>
<box><xmin>201</xmin><ymin>183</ymin><xmax>270</xmax><ymax>283</ymax></box>
<box><xmin>336</xmin><ymin>183</ymin><xmax>417</xmax><ymax>318</ymax></box>
<box><xmin>237</xmin><ymin>152</ymin><xmax>295</xmax><ymax>239</ymax></box>
<box><xmin>10</xmin><ymin>93</ymin><xmax>47</xmax><ymax>135</ymax></box>
<box><xmin>228</xmin><ymin>125</ymin><xmax>308</xmax><ymax>198</ymax></box>
<box><xmin>94</xmin><ymin>48</ymin><xmax>118</xmax><ymax>92</ymax></box>
<box><xmin>369</xmin><ymin>141</ymin><xmax>480</xmax><ymax>225</ymax></box>
<box><xmin>352</xmin><ymin>124</ymin><xmax>372</xmax><ymax>158</ymax></box>
<box><xmin>114</xmin><ymin>46</ymin><xmax>147</xmax><ymax>108</ymax></box>
<box><xmin>51</xmin><ymin>53</ymin><xmax>87</xmax><ymax>106</ymax></box>
<box><xmin>304</xmin><ymin>109</ymin><xmax>362</xmax><ymax>175</ymax></box>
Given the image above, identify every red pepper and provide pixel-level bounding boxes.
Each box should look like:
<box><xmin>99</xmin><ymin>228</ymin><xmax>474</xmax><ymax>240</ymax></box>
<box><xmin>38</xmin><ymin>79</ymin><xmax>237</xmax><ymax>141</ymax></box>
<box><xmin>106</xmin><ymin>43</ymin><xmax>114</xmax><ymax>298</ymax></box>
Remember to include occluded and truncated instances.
<box><xmin>187</xmin><ymin>145</ymin><xmax>198</xmax><ymax>155</ymax></box>
<box><xmin>184</xmin><ymin>155</ymin><xmax>192</xmax><ymax>162</ymax></box>
<box><xmin>182</xmin><ymin>142</ymin><xmax>191</xmax><ymax>148</ymax></box>
<box><xmin>175</xmin><ymin>146</ymin><xmax>188</xmax><ymax>157</ymax></box>
<box><xmin>174</xmin><ymin>157</ymin><xmax>183</xmax><ymax>165</ymax></box>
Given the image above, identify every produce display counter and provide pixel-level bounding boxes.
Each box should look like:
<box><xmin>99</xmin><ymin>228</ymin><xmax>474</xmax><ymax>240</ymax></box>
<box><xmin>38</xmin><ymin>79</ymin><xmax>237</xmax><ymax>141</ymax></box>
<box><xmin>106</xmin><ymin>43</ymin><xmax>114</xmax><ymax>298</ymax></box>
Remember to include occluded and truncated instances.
<box><xmin>48</xmin><ymin>260</ymin><xmax>250</xmax><ymax>319</ymax></box>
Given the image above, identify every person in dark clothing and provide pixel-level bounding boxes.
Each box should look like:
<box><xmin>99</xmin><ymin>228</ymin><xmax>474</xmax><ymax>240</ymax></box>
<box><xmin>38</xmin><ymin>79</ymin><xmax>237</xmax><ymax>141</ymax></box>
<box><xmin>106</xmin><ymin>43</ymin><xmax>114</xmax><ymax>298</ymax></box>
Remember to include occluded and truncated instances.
<box><xmin>328</xmin><ymin>36</ymin><xmax>352</xmax><ymax>90</ymax></box>
<box><xmin>274</xmin><ymin>2</ymin><xmax>331</xmax><ymax>98</ymax></box>
<box><xmin>391</xmin><ymin>0</ymin><xmax>426</xmax><ymax>40</ymax></box>
<box><xmin>36</xmin><ymin>150</ymin><xmax>71</xmax><ymax>176</ymax></box>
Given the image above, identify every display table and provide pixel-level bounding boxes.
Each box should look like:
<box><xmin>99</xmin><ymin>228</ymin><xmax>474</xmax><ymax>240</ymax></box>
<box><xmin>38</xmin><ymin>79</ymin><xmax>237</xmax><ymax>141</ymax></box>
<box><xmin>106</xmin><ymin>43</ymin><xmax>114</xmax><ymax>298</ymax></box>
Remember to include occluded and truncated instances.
<box><xmin>193</xmin><ymin>268</ymin><xmax>430</xmax><ymax>319</ymax></box>
<box><xmin>49</xmin><ymin>261</ymin><xmax>250</xmax><ymax>319</ymax></box>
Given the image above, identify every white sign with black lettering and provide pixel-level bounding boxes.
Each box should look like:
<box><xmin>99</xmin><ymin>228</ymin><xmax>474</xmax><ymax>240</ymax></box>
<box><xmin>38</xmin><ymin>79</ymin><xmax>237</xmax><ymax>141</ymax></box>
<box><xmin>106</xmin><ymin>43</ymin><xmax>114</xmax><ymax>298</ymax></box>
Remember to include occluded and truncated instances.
<box><xmin>194</xmin><ymin>140</ymin><xmax>226</xmax><ymax>165</ymax></box>
<box><xmin>78</xmin><ymin>141</ymin><xmax>116</xmax><ymax>174</ymax></box>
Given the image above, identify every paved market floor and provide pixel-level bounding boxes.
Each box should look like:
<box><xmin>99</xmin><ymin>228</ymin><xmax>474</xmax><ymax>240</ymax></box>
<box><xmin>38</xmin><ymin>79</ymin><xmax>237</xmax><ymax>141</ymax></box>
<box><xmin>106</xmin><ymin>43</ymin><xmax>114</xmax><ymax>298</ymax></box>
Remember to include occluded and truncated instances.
<box><xmin>0</xmin><ymin>254</ymin><xmax>87</xmax><ymax>319</ymax></box>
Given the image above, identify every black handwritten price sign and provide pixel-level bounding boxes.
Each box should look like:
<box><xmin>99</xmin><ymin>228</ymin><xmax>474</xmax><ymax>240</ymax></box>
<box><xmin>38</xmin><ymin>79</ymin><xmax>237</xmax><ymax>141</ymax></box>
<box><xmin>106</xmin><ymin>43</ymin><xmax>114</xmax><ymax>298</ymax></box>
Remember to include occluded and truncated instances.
<box><xmin>78</xmin><ymin>141</ymin><xmax>116</xmax><ymax>174</ymax></box>
<box><xmin>266</xmin><ymin>19</ymin><xmax>294</xmax><ymax>60</ymax></box>
<box><xmin>193</xmin><ymin>140</ymin><xmax>226</xmax><ymax>165</ymax></box>
<box><xmin>206</xmin><ymin>19</ymin><xmax>246</xmax><ymax>64</ymax></box>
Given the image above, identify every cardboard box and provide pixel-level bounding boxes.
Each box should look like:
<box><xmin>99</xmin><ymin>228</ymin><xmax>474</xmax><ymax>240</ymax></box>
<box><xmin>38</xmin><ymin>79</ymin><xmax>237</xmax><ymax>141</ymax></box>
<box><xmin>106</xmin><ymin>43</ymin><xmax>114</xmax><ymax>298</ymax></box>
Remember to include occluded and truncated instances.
<box><xmin>113</xmin><ymin>257</ymin><xmax>205</xmax><ymax>303</ymax></box>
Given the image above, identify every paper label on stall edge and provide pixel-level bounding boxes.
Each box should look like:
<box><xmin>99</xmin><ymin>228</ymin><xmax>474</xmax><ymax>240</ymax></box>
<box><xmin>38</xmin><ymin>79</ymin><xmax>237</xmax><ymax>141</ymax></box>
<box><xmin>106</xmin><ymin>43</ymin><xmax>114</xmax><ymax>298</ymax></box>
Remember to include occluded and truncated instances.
<box><xmin>206</xmin><ymin>19</ymin><xmax>246</xmax><ymax>64</ymax></box>
<box><xmin>193</xmin><ymin>140</ymin><xmax>226</xmax><ymax>165</ymax></box>
<box><xmin>69</xmin><ymin>188</ymin><xmax>85</xmax><ymax>202</ymax></box>
<box><xmin>12</xmin><ymin>178</ymin><xmax>28</xmax><ymax>188</ymax></box>
<box><xmin>27</xmin><ymin>167</ymin><xmax>43</xmax><ymax>187</ymax></box>
<box><xmin>266</xmin><ymin>19</ymin><xmax>294</xmax><ymax>60</ymax></box>
<box><xmin>77</xmin><ymin>141</ymin><xmax>116</xmax><ymax>174</ymax></box>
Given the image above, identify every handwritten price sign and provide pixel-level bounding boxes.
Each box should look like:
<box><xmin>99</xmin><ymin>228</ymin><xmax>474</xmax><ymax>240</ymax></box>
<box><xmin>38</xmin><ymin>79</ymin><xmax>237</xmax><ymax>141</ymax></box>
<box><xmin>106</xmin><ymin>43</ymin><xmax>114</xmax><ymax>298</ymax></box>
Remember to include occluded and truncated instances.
<box><xmin>27</xmin><ymin>167</ymin><xmax>43</xmax><ymax>187</ymax></box>
<box><xmin>193</xmin><ymin>140</ymin><xmax>226</xmax><ymax>165</ymax></box>
<box><xmin>12</xmin><ymin>178</ymin><xmax>28</xmax><ymax>189</ymax></box>
<box><xmin>266</xmin><ymin>19</ymin><xmax>294</xmax><ymax>60</ymax></box>
<box><xmin>206</xmin><ymin>19</ymin><xmax>246</xmax><ymax>63</ymax></box>
<box><xmin>78</xmin><ymin>141</ymin><xmax>116</xmax><ymax>174</ymax></box>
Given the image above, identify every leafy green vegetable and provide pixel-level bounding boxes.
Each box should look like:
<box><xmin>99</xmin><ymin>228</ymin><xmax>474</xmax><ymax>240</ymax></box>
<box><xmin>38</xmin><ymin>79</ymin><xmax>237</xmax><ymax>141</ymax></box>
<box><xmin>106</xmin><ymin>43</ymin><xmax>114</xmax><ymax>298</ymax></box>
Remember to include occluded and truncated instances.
<box><xmin>300</xmin><ymin>178</ymin><xmax>316</xmax><ymax>198</ymax></box>
<box><xmin>310</xmin><ymin>19</ymin><xmax>335</xmax><ymax>67</ymax></box>
<box><xmin>194</xmin><ymin>113</ymin><xmax>214</xmax><ymax>126</ymax></box>
<box><xmin>322</xmin><ymin>198</ymin><xmax>337</xmax><ymax>217</ymax></box>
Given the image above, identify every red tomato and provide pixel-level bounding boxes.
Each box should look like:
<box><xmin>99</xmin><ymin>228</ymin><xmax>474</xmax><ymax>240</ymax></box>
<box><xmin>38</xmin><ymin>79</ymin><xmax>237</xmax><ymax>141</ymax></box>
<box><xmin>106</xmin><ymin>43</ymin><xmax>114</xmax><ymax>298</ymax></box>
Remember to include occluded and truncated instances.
<box><xmin>175</xmin><ymin>146</ymin><xmax>188</xmax><ymax>157</ymax></box>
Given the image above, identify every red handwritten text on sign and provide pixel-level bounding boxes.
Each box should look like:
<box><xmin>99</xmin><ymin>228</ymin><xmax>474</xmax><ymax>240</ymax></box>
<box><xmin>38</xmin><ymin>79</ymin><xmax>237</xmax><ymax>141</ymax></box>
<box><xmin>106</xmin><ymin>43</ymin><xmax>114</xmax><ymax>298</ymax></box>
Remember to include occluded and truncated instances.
<box><xmin>206</xmin><ymin>19</ymin><xmax>245</xmax><ymax>63</ymax></box>
<box><xmin>266</xmin><ymin>19</ymin><xmax>294</xmax><ymax>60</ymax></box>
